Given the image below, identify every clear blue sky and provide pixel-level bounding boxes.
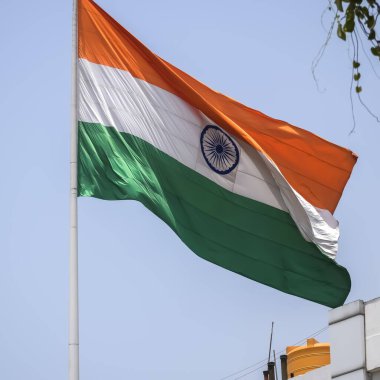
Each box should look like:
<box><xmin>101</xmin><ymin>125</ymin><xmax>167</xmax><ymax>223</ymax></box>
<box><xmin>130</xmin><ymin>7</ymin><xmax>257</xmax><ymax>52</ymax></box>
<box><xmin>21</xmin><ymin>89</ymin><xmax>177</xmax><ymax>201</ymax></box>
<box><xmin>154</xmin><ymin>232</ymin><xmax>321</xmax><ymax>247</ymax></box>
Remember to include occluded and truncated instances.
<box><xmin>0</xmin><ymin>1</ymin><xmax>379</xmax><ymax>379</ymax></box>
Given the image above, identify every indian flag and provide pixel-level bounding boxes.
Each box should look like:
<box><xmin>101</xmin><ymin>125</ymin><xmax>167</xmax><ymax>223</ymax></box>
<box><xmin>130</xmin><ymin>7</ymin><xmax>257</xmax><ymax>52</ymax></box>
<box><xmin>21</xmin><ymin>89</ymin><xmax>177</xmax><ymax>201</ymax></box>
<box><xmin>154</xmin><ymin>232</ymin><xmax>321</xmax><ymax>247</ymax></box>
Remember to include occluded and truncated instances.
<box><xmin>77</xmin><ymin>0</ymin><xmax>357</xmax><ymax>307</ymax></box>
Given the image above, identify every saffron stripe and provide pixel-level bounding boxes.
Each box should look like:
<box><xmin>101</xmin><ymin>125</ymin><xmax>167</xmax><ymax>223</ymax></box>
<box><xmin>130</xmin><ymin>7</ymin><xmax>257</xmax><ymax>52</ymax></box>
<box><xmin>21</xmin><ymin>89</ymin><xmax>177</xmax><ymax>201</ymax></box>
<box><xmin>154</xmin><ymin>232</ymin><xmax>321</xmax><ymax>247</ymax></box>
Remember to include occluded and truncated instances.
<box><xmin>78</xmin><ymin>0</ymin><xmax>357</xmax><ymax>213</ymax></box>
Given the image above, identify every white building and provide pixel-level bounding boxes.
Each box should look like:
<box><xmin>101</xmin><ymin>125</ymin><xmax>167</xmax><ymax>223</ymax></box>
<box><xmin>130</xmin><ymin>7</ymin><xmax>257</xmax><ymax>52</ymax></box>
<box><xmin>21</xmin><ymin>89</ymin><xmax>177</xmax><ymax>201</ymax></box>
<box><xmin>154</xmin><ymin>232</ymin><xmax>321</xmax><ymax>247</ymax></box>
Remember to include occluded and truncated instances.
<box><xmin>293</xmin><ymin>297</ymin><xmax>380</xmax><ymax>380</ymax></box>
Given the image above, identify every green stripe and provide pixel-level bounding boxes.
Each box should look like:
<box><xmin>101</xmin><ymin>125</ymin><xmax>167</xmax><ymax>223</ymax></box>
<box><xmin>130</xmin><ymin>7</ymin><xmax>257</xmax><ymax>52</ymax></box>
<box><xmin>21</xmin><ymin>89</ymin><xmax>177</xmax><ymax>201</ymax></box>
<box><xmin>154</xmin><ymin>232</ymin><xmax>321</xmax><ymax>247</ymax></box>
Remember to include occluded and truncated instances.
<box><xmin>78</xmin><ymin>121</ymin><xmax>350</xmax><ymax>307</ymax></box>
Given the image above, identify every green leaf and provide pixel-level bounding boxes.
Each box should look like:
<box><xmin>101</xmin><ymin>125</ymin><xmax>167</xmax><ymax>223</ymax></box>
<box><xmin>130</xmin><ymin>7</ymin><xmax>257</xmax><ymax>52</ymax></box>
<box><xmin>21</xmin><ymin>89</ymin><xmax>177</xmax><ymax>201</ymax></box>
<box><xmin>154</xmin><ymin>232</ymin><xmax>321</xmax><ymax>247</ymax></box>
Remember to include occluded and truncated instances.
<box><xmin>368</xmin><ymin>29</ymin><xmax>376</xmax><ymax>40</ymax></box>
<box><xmin>361</xmin><ymin>6</ymin><xmax>369</xmax><ymax>17</ymax></box>
<box><xmin>338</xmin><ymin>23</ymin><xmax>347</xmax><ymax>40</ymax></box>
<box><xmin>371</xmin><ymin>46</ymin><xmax>380</xmax><ymax>57</ymax></box>
<box><xmin>355</xmin><ymin>8</ymin><xmax>364</xmax><ymax>19</ymax></box>
<box><xmin>344</xmin><ymin>18</ymin><xmax>355</xmax><ymax>32</ymax></box>
<box><xmin>355</xmin><ymin>86</ymin><xmax>362</xmax><ymax>93</ymax></box>
<box><xmin>346</xmin><ymin>3</ymin><xmax>355</xmax><ymax>12</ymax></box>
<box><xmin>367</xmin><ymin>15</ymin><xmax>375</xmax><ymax>29</ymax></box>
<box><xmin>335</xmin><ymin>0</ymin><xmax>344</xmax><ymax>12</ymax></box>
<box><xmin>353</xmin><ymin>60</ymin><xmax>360</xmax><ymax>68</ymax></box>
<box><xmin>354</xmin><ymin>73</ymin><xmax>361</xmax><ymax>81</ymax></box>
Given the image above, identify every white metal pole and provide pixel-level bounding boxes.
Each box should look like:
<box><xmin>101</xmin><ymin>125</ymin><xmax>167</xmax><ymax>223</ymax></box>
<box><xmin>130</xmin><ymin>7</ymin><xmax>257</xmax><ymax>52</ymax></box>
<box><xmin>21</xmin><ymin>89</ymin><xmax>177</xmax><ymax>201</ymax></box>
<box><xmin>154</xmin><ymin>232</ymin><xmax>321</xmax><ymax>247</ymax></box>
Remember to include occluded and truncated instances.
<box><xmin>69</xmin><ymin>0</ymin><xmax>79</xmax><ymax>379</ymax></box>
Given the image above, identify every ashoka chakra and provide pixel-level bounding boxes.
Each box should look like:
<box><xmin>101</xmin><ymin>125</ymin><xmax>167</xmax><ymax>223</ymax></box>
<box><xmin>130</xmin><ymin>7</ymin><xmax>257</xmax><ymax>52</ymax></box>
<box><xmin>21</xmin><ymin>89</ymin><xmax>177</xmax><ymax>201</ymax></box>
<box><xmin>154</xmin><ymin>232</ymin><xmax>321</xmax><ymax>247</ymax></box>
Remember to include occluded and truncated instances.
<box><xmin>200</xmin><ymin>125</ymin><xmax>239</xmax><ymax>175</ymax></box>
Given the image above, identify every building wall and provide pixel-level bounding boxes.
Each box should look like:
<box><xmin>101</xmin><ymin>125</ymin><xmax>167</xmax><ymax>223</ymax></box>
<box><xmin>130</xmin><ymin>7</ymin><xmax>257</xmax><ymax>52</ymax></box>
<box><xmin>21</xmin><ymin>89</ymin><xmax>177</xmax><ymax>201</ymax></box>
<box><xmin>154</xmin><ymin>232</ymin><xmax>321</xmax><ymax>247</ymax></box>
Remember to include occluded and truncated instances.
<box><xmin>365</xmin><ymin>297</ymin><xmax>380</xmax><ymax>372</ymax></box>
<box><xmin>293</xmin><ymin>297</ymin><xmax>380</xmax><ymax>380</ymax></box>
<box><xmin>329</xmin><ymin>300</ymin><xmax>366</xmax><ymax>378</ymax></box>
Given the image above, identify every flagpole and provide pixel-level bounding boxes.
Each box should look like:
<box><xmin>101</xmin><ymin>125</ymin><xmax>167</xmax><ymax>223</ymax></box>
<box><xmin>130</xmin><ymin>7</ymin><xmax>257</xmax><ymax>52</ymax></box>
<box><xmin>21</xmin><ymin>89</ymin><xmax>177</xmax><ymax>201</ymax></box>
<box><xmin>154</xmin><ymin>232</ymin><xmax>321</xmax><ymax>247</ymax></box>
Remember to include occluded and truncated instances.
<box><xmin>69</xmin><ymin>0</ymin><xmax>79</xmax><ymax>379</ymax></box>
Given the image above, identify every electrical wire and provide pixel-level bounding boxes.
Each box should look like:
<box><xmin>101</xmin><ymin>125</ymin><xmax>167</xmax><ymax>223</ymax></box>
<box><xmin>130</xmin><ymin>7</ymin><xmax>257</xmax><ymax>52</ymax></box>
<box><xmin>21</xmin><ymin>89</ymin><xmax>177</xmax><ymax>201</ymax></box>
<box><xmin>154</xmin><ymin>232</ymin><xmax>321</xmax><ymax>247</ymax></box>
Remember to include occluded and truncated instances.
<box><xmin>218</xmin><ymin>358</ymin><xmax>268</xmax><ymax>380</ymax></box>
<box><xmin>233</xmin><ymin>363</ymin><xmax>267</xmax><ymax>380</ymax></box>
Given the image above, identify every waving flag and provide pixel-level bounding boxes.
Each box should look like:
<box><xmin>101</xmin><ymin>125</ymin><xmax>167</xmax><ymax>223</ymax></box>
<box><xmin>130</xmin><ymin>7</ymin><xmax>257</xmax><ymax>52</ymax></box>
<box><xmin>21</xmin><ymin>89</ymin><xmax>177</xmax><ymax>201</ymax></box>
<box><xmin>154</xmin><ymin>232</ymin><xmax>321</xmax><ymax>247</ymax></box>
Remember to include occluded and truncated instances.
<box><xmin>77</xmin><ymin>0</ymin><xmax>357</xmax><ymax>307</ymax></box>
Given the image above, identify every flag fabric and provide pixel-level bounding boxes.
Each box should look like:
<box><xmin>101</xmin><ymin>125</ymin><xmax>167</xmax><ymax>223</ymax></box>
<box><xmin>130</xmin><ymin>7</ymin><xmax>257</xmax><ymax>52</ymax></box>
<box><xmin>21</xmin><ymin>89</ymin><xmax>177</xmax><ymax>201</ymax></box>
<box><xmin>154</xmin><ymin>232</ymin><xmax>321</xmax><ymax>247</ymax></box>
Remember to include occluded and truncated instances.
<box><xmin>77</xmin><ymin>0</ymin><xmax>357</xmax><ymax>307</ymax></box>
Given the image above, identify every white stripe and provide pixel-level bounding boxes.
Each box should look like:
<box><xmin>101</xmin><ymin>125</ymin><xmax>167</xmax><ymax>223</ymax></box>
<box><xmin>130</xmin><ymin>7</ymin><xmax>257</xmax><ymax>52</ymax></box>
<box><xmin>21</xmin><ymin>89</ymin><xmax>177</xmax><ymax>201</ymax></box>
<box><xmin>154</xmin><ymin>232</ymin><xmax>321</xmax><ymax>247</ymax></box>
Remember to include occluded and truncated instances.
<box><xmin>78</xmin><ymin>58</ymin><xmax>287</xmax><ymax>211</ymax></box>
<box><xmin>260</xmin><ymin>153</ymin><xmax>338</xmax><ymax>259</ymax></box>
<box><xmin>78</xmin><ymin>58</ymin><xmax>339</xmax><ymax>258</ymax></box>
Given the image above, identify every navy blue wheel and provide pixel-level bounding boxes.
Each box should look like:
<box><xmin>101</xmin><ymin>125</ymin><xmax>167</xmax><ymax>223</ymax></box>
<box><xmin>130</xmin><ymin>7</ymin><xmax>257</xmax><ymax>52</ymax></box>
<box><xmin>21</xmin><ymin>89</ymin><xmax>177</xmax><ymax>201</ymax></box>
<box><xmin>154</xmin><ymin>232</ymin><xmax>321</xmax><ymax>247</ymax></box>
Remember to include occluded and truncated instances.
<box><xmin>200</xmin><ymin>125</ymin><xmax>239</xmax><ymax>175</ymax></box>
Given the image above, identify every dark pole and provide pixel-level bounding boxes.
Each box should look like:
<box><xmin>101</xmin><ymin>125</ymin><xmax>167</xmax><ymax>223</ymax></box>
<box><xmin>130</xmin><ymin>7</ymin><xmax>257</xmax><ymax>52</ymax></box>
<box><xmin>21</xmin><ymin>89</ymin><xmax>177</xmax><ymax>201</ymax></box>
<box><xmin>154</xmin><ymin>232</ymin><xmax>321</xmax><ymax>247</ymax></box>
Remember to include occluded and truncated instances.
<box><xmin>273</xmin><ymin>350</ymin><xmax>278</xmax><ymax>380</ymax></box>
<box><xmin>263</xmin><ymin>370</ymin><xmax>269</xmax><ymax>380</ymax></box>
<box><xmin>268</xmin><ymin>361</ymin><xmax>275</xmax><ymax>380</ymax></box>
<box><xmin>280</xmin><ymin>355</ymin><xmax>288</xmax><ymax>380</ymax></box>
<box><xmin>268</xmin><ymin>322</ymin><xmax>274</xmax><ymax>363</ymax></box>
